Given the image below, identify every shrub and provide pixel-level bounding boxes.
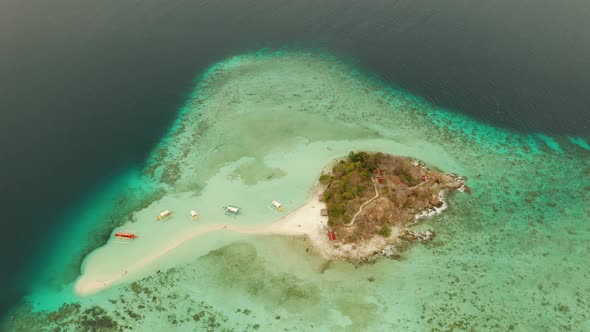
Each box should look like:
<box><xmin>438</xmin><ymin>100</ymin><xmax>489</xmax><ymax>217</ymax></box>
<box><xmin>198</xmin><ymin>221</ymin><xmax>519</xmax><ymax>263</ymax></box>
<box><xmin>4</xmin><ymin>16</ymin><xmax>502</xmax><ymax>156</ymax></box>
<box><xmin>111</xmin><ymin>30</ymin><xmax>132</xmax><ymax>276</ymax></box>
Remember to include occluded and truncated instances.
<box><xmin>399</xmin><ymin>171</ymin><xmax>420</xmax><ymax>187</ymax></box>
<box><xmin>329</xmin><ymin>204</ymin><xmax>345</xmax><ymax>217</ymax></box>
<box><xmin>349</xmin><ymin>151</ymin><xmax>368</xmax><ymax>164</ymax></box>
<box><xmin>319</xmin><ymin>174</ymin><xmax>331</xmax><ymax>184</ymax></box>
<box><xmin>361</xmin><ymin>171</ymin><xmax>372</xmax><ymax>180</ymax></box>
<box><xmin>378</xmin><ymin>224</ymin><xmax>392</xmax><ymax>237</ymax></box>
<box><xmin>342</xmin><ymin>191</ymin><xmax>354</xmax><ymax>200</ymax></box>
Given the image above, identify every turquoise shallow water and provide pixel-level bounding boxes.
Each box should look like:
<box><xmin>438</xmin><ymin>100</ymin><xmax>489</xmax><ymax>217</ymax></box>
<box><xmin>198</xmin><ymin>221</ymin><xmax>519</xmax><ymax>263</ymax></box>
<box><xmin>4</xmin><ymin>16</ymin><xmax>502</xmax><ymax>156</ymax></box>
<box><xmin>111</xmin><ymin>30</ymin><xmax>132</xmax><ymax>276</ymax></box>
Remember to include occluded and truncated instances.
<box><xmin>4</xmin><ymin>51</ymin><xmax>590</xmax><ymax>331</ymax></box>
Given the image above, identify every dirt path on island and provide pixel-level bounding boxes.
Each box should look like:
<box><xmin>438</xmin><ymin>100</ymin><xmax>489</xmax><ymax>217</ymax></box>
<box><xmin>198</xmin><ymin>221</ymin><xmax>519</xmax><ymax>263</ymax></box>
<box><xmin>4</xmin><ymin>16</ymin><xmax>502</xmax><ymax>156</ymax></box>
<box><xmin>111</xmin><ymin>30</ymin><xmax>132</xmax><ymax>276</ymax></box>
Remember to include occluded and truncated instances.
<box><xmin>346</xmin><ymin>179</ymin><xmax>379</xmax><ymax>227</ymax></box>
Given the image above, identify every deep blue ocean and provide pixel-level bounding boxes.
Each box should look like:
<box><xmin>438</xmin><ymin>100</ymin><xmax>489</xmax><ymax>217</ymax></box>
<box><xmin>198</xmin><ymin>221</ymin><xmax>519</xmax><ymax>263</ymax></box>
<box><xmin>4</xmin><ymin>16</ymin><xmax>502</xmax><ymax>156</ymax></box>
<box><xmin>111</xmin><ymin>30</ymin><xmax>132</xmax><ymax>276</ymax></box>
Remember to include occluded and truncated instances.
<box><xmin>1</xmin><ymin>0</ymin><xmax>589</xmax><ymax>317</ymax></box>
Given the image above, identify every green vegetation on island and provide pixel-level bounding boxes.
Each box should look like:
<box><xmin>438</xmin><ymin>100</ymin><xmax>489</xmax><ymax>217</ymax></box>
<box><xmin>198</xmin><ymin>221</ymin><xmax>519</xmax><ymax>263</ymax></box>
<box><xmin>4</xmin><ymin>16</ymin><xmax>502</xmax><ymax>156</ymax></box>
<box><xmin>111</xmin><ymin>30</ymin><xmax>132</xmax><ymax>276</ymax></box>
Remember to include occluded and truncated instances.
<box><xmin>320</xmin><ymin>151</ymin><xmax>466</xmax><ymax>243</ymax></box>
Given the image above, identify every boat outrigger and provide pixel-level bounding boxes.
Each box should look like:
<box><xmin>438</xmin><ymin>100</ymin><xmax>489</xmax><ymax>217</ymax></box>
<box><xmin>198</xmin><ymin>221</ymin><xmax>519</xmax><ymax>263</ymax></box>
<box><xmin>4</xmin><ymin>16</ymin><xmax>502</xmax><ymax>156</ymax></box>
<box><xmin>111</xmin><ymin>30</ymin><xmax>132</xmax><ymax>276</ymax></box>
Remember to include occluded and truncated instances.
<box><xmin>271</xmin><ymin>200</ymin><xmax>285</xmax><ymax>212</ymax></box>
<box><xmin>224</xmin><ymin>205</ymin><xmax>240</xmax><ymax>215</ymax></box>
<box><xmin>190</xmin><ymin>210</ymin><xmax>199</xmax><ymax>221</ymax></box>
<box><xmin>156</xmin><ymin>210</ymin><xmax>173</xmax><ymax>220</ymax></box>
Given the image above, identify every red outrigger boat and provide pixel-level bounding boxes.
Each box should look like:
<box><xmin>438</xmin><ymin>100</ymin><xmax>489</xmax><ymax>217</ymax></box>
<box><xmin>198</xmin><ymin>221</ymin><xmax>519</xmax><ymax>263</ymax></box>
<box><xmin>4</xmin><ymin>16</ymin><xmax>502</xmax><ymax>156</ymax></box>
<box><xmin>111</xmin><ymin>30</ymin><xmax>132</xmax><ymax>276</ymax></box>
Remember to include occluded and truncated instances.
<box><xmin>114</xmin><ymin>232</ymin><xmax>138</xmax><ymax>239</ymax></box>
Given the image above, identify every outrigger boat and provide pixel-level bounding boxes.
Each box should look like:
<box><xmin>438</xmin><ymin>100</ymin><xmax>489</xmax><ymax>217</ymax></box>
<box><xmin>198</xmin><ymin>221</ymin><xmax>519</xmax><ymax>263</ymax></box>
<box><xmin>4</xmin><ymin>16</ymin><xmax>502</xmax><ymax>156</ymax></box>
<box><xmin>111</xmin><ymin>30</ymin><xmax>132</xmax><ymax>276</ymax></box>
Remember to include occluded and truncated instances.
<box><xmin>190</xmin><ymin>210</ymin><xmax>199</xmax><ymax>221</ymax></box>
<box><xmin>114</xmin><ymin>232</ymin><xmax>138</xmax><ymax>240</ymax></box>
<box><xmin>271</xmin><ymin>200</ymin><xmax>285</xmax><ymax>212</ymax></box>
<box><xmin>224</xmin><ymin>205</ymin><xmax>240</xmax><ymax>215</ymax></box>
<box><xmin>156</xmin><ymin>210</ymin><xmax>173</xmax><ymax>220</ymax></box>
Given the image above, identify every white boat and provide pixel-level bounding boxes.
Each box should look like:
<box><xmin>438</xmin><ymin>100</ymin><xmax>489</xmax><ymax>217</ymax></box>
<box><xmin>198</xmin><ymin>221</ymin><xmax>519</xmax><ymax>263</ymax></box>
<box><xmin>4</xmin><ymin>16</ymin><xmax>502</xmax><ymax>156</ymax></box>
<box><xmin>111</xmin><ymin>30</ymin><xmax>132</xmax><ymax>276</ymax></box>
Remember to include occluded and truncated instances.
<box><xmin>190</xmin><ymin>210</ymin><xmax>199</xmax><ymax>221</ymax></box>
<box><xmin>156</xmin><ymin>210</ymin><xmax>173</xmax><ymax>220</ymax></box>
<box><xmin>271</xmin><ymin>200</ymin><xmax>285</xmax><ymax>212</ymax></box>
<box><xmin>224</xmin><ymin>205</ymin><xmax>240</xmax><ymax>215</ymax></box>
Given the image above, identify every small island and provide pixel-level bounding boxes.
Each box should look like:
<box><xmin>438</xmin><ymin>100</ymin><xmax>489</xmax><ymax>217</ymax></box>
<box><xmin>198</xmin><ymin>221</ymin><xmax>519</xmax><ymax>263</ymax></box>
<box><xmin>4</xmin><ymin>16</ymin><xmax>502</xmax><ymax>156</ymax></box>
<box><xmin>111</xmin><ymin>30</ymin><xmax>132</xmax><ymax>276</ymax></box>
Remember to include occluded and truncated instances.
<box><xmin>73</xmin><ymin>151</ymin><xmax>469</xmax><ymax>296</ymax></box>
<box><xmin>316</xmin><ymin>151</ymin><xmax>468</xmax><ymax>261</ymax></box>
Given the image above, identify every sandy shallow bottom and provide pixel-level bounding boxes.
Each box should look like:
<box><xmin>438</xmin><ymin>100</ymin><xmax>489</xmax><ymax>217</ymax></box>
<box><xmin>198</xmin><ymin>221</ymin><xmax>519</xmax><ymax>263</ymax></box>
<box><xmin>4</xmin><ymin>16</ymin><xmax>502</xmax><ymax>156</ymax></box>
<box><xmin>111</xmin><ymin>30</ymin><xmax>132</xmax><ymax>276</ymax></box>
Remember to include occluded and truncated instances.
<box><xmin>5</xmin><ymin>52</ymin><xmax>590</xmax><ymax>331</ymax></box>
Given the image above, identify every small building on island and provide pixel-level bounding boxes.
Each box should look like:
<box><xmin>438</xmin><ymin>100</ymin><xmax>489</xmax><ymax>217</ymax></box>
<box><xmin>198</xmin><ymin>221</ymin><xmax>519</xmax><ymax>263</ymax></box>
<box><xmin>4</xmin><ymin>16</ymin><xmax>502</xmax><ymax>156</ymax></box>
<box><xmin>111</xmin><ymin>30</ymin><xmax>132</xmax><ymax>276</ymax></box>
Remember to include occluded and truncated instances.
<box><xmin>374</xmin><ymin>168</ymin><xmax>386</xmax><ymax>184</ymax></box>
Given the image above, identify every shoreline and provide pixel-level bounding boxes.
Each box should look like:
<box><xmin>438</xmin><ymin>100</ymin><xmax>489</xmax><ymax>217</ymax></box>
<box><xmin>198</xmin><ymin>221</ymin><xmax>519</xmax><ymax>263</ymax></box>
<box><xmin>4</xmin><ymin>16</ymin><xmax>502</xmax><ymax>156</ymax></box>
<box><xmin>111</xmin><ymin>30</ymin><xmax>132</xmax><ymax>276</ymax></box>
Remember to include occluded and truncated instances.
<box><xmin>74</xmin><ymin>183</ymin><xmax>330</xmax><ymax>296</ymax></box>
<box><xmin>75</xmin><ymin>178</ymin><xmax>459</xmax><ymax>296</ymax></box>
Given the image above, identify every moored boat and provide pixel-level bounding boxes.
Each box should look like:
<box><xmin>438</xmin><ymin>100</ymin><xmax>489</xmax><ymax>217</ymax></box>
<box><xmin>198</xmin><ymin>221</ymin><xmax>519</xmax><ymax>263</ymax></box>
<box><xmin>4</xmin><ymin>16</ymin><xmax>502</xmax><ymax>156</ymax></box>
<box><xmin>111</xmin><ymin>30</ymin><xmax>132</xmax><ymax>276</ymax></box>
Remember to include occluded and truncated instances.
<box><xmin>114</xmin><ymin>232</ymin><xmax>138</xmax><ymax>239</ymax></box>
<box><xmin>271</xmin><ymin>200</ymin><xmax>285</xmax><ymax>212</ymax></box>
<box><xmin>190</xmin><ymin>210</ymin><xmax>199</xmax><ymax>221</ymax></box>
<box><xmin>156</xmin><ymin>210</ymin><xmax>173</xmax><ymax>220</ymax></box>
<box><xmin>224</xmin><ymin>205</ymin><xmax>240</xmax><ymax>215</ymax></box>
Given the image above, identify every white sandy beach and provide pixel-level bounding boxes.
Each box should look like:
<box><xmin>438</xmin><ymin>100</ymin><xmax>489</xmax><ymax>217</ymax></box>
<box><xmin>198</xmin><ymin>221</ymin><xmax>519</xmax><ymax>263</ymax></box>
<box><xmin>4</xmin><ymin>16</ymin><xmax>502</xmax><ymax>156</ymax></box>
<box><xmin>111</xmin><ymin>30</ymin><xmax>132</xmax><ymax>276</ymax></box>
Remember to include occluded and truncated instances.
<box><xmin>74</xmin><ymin>187</ymin><xmax>331</xmax><ymax>296</ymax></box>
<box><xmin>74</xmin><ymin>179</ymin><xmax>417</xmax><ymax>296</ymax></box>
